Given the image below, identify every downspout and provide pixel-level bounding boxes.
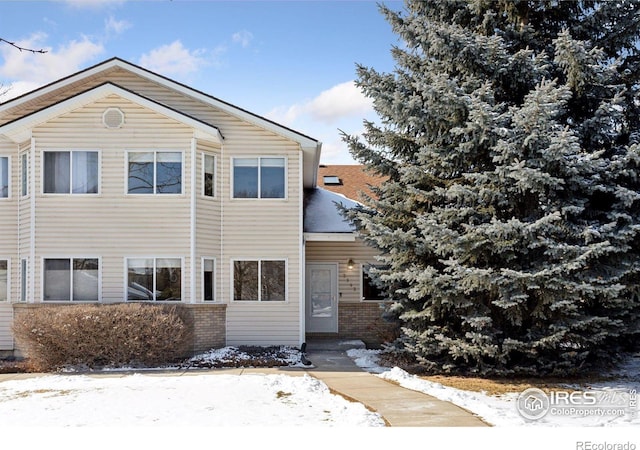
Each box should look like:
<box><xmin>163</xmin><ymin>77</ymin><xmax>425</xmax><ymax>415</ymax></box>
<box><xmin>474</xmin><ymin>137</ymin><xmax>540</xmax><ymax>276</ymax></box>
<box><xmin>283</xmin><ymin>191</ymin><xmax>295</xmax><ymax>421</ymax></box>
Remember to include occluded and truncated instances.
<box><xmin>190</xmin><ymin>137</ymin><xmax>197</xmax><ymax>304</ymax></box>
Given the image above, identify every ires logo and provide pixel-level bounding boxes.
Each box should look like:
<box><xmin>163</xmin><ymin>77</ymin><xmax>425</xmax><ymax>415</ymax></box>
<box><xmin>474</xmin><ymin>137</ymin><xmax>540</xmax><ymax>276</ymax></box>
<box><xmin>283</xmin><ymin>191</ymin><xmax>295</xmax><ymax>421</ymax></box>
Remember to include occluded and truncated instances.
<box><xmin>517</xmin><ymin>388</ymin><xmax>634</xmax><ymax>421</ymax></box>
<box><xmin>549</xmin><ymin>391</ymin><xmax>598</xmax><ymax>405</ymax></box>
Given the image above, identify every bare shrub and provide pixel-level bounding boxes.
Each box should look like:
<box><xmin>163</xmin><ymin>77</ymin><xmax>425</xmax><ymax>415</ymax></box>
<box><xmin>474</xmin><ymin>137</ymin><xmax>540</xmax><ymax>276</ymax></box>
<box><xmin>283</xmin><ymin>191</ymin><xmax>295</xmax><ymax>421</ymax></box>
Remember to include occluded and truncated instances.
<box><xmin>13</xmin><ymin>303</ymin><xmax>190</xmax><ymax>371</ymax></box>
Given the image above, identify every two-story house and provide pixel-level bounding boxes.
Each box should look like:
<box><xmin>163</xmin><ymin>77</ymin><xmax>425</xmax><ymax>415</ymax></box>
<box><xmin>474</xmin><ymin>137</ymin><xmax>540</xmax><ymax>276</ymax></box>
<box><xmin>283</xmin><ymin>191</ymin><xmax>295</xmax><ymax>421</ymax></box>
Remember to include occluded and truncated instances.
<box><xmin>0</xmin><ymin>58</ymin><xmax>387</xmax><ymax>357</ymax></box>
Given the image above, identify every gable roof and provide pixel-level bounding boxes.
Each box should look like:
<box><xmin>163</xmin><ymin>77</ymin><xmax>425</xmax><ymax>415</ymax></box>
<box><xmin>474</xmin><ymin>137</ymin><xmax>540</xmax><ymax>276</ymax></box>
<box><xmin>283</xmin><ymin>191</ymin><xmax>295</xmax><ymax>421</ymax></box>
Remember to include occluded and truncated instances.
<box><xmin>0</xmin><ymin>82</ymin><xmax>223</xmax><ymax>144</ymax></box>
<box><xmin>317</xmin><ymin>164</ymin><xmax>387</xmax><ymax>203</ymax></box>
<box><xmin>0</xmin><ymin>57</ymin><xmax>322</xmax><ymax>187</ymax></box>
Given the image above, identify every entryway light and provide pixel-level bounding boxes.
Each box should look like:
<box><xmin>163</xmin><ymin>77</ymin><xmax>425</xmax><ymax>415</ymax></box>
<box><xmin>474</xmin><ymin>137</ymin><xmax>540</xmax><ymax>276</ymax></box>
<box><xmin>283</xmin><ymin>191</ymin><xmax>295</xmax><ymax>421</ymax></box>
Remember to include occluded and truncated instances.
<box><xmin>347</xmin><ymin>259</ymin><xmax>355</xmax><ymax>270</ymax></box>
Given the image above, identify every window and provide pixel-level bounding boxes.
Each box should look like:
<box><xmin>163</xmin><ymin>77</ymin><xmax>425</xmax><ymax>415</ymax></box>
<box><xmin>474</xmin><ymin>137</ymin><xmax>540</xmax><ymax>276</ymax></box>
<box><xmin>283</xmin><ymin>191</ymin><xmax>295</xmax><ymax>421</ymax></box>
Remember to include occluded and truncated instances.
<box><xmin>127</xmin><ymin>258</ymin><xmax>181</xmax><ymax>301</ymax></box>
<box><xmin>21</xmin><ymin>154</ymin><xmax>28</xmax><ymax>196</ymax></box>
<box><xmin>0</xmin><ymin>260</ymin><xmax>7</xmax><ymax>302</ymax></box>
<box><xmin>0</xmin><ymin>156</ymin><xmax>8</xmax><ymax>198</ymax></box>
<box><xmin>128</xmin><ymin>151</ymin><xmax>182</xmax><ymax>194</ymax></box>
<box><xmin>233</xmin><ymin>259</ymin><xmax>285</xmax><ymax>301</ymax></box>
<box><xmin>21</xmin><ymin>259</ymin><xmax>27</xmax><ymax>302</ymax></box>
<box><xmin>203</xmin><ymin>258</ymin><xmax>215</xmax><ymax>301</ymax></box>
<box><xmin>43</xmin><ymin>258</ymin><xmax>99</xmax><ymax>301</ymax></box>
<box><xmin>44</xmin><ymin>151</ymin><xmax>99</xmax><ymax>194</ymax></box>
<box><xmin>233</xmin><ymin>157</ymin><xmax>285</xmax><ymax>198</ymax></box>
<box><xmin>362</xmin><ymin>265</ymin><xmax>385</xmax><ymax>301</ymax></box>
<box><xmin>323</xmin><ymin>175</ymin><xmax>342</xmax><ymax>185</ymax></box>
<box><xmin>203</xmin><ymin>154</ymin><xmax>215</xmax><ymax>197</ymax></box>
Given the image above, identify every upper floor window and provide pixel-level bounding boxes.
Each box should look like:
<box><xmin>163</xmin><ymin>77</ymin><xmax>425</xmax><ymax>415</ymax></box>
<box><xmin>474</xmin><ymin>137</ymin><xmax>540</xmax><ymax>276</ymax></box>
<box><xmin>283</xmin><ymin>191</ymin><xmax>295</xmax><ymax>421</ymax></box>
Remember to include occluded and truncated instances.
<box><xmin>203</xmin><ymin>154</ymin><xmax>215</xmax><ymax>197</ymax></box>
<box><xmin>21</xmin><ymin>153</ymin><xmax>28</xmax><ymax>196</ymax></box>
<box><xmin>44</xmin><ymin>151</ymin><xmax>99</xmax><ymax>194</ymax></box>
<box><xmin>128</xmin><ymin>151</ymin><xmax>182</xmax><ymax>194</ymax></box>
<box><xmin>0</xmin><ymin>157</ymin><xmax>8</xmax><ymax>198</ymax></box>
<box><xmin>43</xmin><ymin>258</ymin><xmax>99</xmax><ymax>302</ymax></box>
<box><xmin>233</xmin><ymin>157</ymin><xmax>285</xmax><ymax>199</ymax></box>
<box><xmin>0</xmin><ymin>260</ymin><xmax>7</xmax><ymax>302</ymax></box>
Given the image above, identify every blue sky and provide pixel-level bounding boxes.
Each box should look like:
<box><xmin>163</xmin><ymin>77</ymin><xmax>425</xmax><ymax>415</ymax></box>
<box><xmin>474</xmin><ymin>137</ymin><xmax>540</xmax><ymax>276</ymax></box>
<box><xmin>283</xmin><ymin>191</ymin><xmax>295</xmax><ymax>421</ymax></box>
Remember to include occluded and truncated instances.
<box><xmin>0</xmin><ymin>0</ymin><xmax>403</xmax><ymax>164</ymax></box>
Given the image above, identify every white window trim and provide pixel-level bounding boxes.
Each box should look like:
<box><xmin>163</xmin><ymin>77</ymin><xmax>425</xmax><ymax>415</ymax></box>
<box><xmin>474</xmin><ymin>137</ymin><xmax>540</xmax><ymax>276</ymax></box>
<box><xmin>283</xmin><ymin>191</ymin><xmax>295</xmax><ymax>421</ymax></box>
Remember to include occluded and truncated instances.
<box><xmin>125</xmin><ymin>150</ymin><xmax>185</xmax><ymax>196</ymax></box>
<box><xmin>231</xmin><ymin>258</ymin><xmax>288</xmax><ymax>303</ymax></box>
<box><xmin>0</xmin><ymin>257</ymin><xmax>10</xmax><ymax>302</ymax></box>
<box><xmin>40</xmin><ymin>149</ymin><xmax>101</xmax><ymax>196</ymax></box>
<box><xmin>230</xmin><ymin>156</ymin><xmax>288</xmax><ymax>200</ymax></box>
<box><xmin>201</xmin><ymin>153</ymin><xmax>217</xmax><ymax>198</ymax></box>
<box><xmin>201</xmin><ymin>257</ymin><xmax>216</xmax><ymax>302</ymax></box>
<box><xmin>41</xmin><ymin>256</ymin><xmax>102</xmax><ymax>302</ymax></box>
<box><xmin>124</xmin><ymin>257</ymin><xmax>184</xmax><ymax>302</ymax></box>
<box><xmin>0</xmin><ymin>155</ymin><xmax>10</xmax><ymax>200</ymax></box>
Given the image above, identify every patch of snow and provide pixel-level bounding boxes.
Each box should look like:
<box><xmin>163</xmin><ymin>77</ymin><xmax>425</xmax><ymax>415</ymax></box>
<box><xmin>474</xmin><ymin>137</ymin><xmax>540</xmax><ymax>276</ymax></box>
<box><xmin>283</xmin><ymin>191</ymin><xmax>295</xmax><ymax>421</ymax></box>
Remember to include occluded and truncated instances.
<box><xmin>347</xmin><ymin>348</ymin><xmax>640</xmax><ymax>427</ymax></box>
<box><xmin>0</xmin><ymin>372</ymin><xmax>384</xmax><ymax>427</ymax></box>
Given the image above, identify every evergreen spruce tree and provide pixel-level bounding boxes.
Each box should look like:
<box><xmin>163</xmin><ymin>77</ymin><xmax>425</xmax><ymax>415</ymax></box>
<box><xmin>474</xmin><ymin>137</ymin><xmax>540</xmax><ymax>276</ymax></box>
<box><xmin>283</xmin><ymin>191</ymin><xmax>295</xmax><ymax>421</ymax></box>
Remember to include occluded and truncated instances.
<box><xmin>343</xmin><ymin>0</ymin><xmax>640</xmax><ymax>376</ymax></box>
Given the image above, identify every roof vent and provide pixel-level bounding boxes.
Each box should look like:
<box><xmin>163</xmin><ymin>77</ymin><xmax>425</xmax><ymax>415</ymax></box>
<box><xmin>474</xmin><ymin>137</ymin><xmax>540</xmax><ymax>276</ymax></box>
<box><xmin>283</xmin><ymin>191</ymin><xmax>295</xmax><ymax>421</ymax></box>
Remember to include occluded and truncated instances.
<box><xmin>102</xmin><ymin>108</ymin><xmax>125</xmax><ymax>129</ymax></box>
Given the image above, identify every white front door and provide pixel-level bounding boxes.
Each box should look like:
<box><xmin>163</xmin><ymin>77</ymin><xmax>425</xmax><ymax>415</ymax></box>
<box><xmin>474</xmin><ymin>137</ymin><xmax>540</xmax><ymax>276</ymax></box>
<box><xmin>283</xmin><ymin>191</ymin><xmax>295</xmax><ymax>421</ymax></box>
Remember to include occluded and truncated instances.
<box><xmin>305</xmin><ymin>263</ymin><xmax>338</xmax><ymax>333</ymax></box>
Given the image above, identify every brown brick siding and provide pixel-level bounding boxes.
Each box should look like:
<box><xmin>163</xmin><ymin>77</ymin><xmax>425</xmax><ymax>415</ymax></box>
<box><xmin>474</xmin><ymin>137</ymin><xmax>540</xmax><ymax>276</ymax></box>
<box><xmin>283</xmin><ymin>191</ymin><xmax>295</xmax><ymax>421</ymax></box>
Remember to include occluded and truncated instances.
<box><xmin>174</xmin><ymin>303</ymin><xmax>226</xmax><ymax>354</ymax></box>
<box><xmin>307</xmin><ymin>302</ymin><xmax>397</xmax><ymax>347</ymax></box>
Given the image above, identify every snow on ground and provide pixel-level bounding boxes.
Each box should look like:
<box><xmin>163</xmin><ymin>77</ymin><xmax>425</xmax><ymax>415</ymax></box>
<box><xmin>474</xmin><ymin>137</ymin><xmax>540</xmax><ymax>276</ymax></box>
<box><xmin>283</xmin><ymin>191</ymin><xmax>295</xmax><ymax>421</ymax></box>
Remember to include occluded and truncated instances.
<box><xmin>348</xmin><ymin>347</ymin><xmax>640</xmax><ymax>427</ymax></box>
<box><xmin>0</xmin><ymin>343</ymin><xmax>638</xmax><ymax>450</ymax></box>
<box><xmin>0</xmin><ymin>372</ymin><xmax>384</xmax><ymax>427</ymax></box>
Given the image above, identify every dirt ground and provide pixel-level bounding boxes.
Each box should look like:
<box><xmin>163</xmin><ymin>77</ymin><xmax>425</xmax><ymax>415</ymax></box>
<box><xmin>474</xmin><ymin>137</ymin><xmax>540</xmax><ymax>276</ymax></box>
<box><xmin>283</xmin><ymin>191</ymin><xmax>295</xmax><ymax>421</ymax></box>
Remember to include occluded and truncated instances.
<box><xmin>419</xmin><ymin>374</ymin><xmax>608</xmax><ymax>396</ymax></box>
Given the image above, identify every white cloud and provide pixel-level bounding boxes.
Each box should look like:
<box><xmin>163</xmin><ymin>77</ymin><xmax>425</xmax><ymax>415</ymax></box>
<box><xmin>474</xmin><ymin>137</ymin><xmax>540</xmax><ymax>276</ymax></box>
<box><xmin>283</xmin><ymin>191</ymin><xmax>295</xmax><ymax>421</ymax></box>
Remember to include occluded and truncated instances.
<box><xmin>267</xmin><ymin>81</ymin><xmax>373</xmax><ymax>126</ymax></box>
<box><xmin>0</xmin><ymin>32</ymin><xmax>104</xmax><ymax>99</ymax></box>
<box><xmin>232</xmin><ymin>30</ymin><xmax>254</xmax><ymax>48</ymax></box>
<box><xmin>308</xmin><ymin>81</ymin><xmax>373</xmax><ymax>123</ymax></box>
<box><xmin>105</xmin><ymin>16</ymin><xmax>131</xmax><ymax>35</ymax></box>
<box><xmin>138</xmin><ymin>41</ymin><xmax>208</xmax><ymax>77</ymax></box>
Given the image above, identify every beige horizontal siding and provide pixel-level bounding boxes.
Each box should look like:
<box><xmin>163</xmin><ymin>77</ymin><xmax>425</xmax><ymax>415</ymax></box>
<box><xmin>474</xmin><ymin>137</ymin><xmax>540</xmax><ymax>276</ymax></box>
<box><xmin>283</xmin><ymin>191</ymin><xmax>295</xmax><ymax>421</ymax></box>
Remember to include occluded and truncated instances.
<box><xmin>0</xmin><ymin>304</ymin><xmax>12</xmax><ymax>349</ymax></box>
<box><xmin>219</xmin><ymin>143</ymin><xmax>302</xmax><ymax>346</ymax></box>
<box><xmin>2</xmin><ymin>68</ymin><xmax>309</xmax><ymax>347</ymax></box>
<box><xmin>30</xmin><ymin>95</ymin><xmax>195</xmax><ymax>302</ymax></box>
<box><xmin>1</xmin><ymin>140</ymin><xmax>18</xmax><ymax>347</ymax></box>
<box><xmin>305</xmin><ymin>240</ymin><xmax>381</xmax><ymax>303</ymax></box>
<box><xmin>226</xmin><ymin>303</ymin><xmax>301</xmax><ymax>346</ymax></box>
<box><xmin>0</xmin><ymin>140</ymin><xmax>18</xmax><ymax>256</ymax></box>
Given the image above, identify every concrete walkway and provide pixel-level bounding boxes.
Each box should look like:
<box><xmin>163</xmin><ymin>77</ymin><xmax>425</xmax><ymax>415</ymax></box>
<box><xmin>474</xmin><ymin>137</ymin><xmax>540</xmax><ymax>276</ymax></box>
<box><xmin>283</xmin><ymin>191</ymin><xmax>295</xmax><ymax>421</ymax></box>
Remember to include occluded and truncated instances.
<box><xmin>300</xmin><ymin>339</ymin><xmax>489</xmax><ymax>427</ymax></box>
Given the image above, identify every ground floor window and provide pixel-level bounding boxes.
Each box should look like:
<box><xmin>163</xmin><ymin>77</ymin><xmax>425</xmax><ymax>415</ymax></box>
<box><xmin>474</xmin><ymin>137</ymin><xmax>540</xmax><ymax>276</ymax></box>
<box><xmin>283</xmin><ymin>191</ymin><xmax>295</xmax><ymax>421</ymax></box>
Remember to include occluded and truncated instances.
<box><xmin>43</xmin><ymin>258</ymin><xmax>99</xmax><ymax>301</ymax></box>
<box><xmin>127</xmin><ymin>258</ymin><xmax>181</xmax><ymax>301</ymax></box>
<box><xmin>203</xmin><ymin>258</ymin><xmax>215</xmax><ymax>301</ymax></box>
<box><xmin>362</xmin><ymin>265</ymin><xmax>385</xmax><ymax>301</ymax></box>
<box><xmin>21</xmin><ymin>259</ymin><xmax>27</xmax><ymax>302</ymax></box>
<box><xmin>0</xmin><ymin>260</ymin><xmax>7</xmax><ymax>301</ymax></box>
<box><xmin>233</xmin><ymin>259</ymin><xmax>286</xmax><ymax>301</ymax></box>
